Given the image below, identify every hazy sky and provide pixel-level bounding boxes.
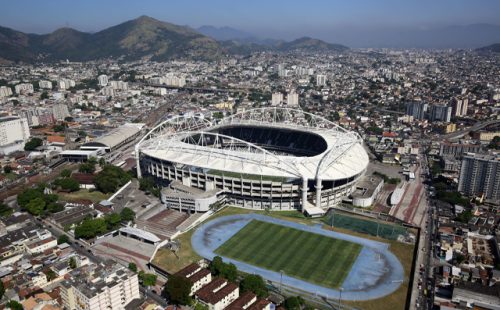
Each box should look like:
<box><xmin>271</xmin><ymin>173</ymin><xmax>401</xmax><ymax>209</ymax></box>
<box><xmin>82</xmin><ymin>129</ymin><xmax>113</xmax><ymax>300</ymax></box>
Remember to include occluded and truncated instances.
<box><xmin>1</xmin><ymin>0</ymin><xmax>499</xmax><ymax>46</ymax></box>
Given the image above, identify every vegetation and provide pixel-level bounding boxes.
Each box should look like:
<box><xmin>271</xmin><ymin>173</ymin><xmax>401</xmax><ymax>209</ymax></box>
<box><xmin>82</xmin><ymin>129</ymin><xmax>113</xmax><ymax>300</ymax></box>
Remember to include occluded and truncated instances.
<box><xmin>69</xmin><ymin>257</ymin><xmax>77</xmax><ymax>269</ymax></box>
<box><xmin>57</xmin><ymin>234</ymin><xmax>70</xmax><ymax>245</ymax></box>
<box><xmin>373</xmin><ymin>171</ymin><xmax>400</xmax><ymax>185</ymax></box>
<box><xmin>94</xmin><ymin>165</ymin><xmax>131</xmax><ymax>193</ymax></box>
<box><xmin>74</xmin><ymin>210</ymin><xmax>133</xmax><ymax>239</ymax></box>
<box><xmin>240</xmin><ymin>274</ymin><xmax>268</xmax><ymax>298</ymax></box>
<box><xmin>120</xmin><ymin>207</ymin><xmax>135</xmax><ymax>222</ymax></box>
<box><xmin>60</xmin><ymin>169</ymin><xmax>72</xmax><ymax>178</ymax></box>
<box><xmin>128</xmin><ymin>262</ymin><xmax>137</xmax><ymax>272</ymax></box>
<box><xmin>17</xmin><ymin>185</ymin><xmax>62</xmax><ymax>216</ymax></box>
<box><xmin>74</xmin><ymin>218</ymin><xmax>107</xmax><ymax>239</ymax></box>
<box><xmin>138</xmin><ymin>176</ymin><xmax>161</xmax><ymax>197</ymax></box>
<box><xmin>0</xmin><ymin>203</ymin><xmax>13</xmax><ymax>218</ymax></box>
<box><xmin>53</xmin><ymin>177</ymin><xmax>80</xmax><ymax>192</ymax></box>
<box><xmin>163</xmin><ymin>274</ymin><xmax>193</xmax><ymax>305</ymax></box>
<box><xmin>284</xmin><ymin>296</ymin><xmax>306</xmax><ymax>310</ymax></box>
<box><xmin>6</xmin><ymin>300</ymin><xmax>23</xmax><ymax>310</ymax></box>
<box><xmin>456</xmin><ymin>210</ymin><xmax>473</xmax><ymax>223</ymax></box>
<box><xmin>79</xmin><ymin>162</ymin><xmax>96</xmax><ymax>174</ymax></box>
<box><xmin>138</xmin><ymin>271</ymin><xmax>157</xmax><ymax>286</ymax></box>
<box><xmin>53</xmin><ymin>124</ymin><xmax>66</xmax><ymax>132</ymax></box>
<box><xmin>215</xmin><ymin>220</ymin><xmax>361</xmax><ymax>288</ymax></box>
<box><xmin>209</xmin><ymin>256</ymin><xmax>238</xmax><ymax>282</ymax></box>
<box><xmin>24</xmin><ymin>137</ymin><xmax>43</xmax><ymax>151</ymax></box>
<box><xmin>0</xmin><ymin>280</ymin><xmax>4</xmax><ymax>300</ymax></box>
<box><xmin>487</xmin><ymin>136</ymin><xmax>500</xmax><ymax>150</ymax></box>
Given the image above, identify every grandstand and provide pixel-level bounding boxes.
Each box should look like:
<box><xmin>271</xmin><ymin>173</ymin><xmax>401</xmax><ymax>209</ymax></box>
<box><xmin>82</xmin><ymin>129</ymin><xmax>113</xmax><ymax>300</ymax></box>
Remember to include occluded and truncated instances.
<box><xmin>136</xmin><ymin>108</ymin><xmax>369</xmax><ymax>212</ymax></box>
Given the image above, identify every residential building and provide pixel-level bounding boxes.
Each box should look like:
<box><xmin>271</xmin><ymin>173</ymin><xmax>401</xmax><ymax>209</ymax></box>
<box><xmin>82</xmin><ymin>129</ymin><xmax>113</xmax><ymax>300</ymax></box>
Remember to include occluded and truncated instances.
<box><xmin>196</xmin><ymin>277</ymin><xmax>239</xmax><ymax>310</ymax></box>
<box><xmin>0</xmin><ymin>86</ymin><xmax>13</xmax><ymax>98</ymax></box>
<box><xmin>175</xmin><ymin>263</ymin><xmax>212</xmax><ymax>295</ymax></box>
<box><xmin>271</xmin><ymin>92</ymin><xmax>283</xmax><ymax>106</ymax></box>
<box><xmin>451</xmin><ymin>97</ymin><xmax>468</xmax><ymax>117</ymax></box>
<box><xmin>405</xmin><ymin>101</ymin><xmax>428</xmax><ymax>120</ymax></box>
<box><xmin>14</xmin><ymin>83</ymin><xmax>34</xmax><ymax>94</ymax></box>
<box><xmin>38</xmin><ymin>80</ymin><xmax>53</xmax><ymax>89</ymax></box>
<box><xmin>458</xmin><ymin>153</ymin><xmax>500</xmax><ymax>202</ymax></box>
<box><xmin>286</xmin><ymin>91</ymin><xmax>299</xmax><ymax>107</ymax></box>
<box><xmin>0</xmin><ymin>116</ymin><xmax>30</xmax><ymax>155</ymax></box>
<box><xmin>60</xmin><ymin>265</ymin><xmax>140</xmax><ymax>310</ymax></box>
<box><xmin>429</xmin><ymin>104</ymin><xmax>452</xmax><ymax>122</ymax></box>
<box><xmin>98</xmin><ymin>75</ymin><xmax>109</xmax><ymax>87</ymax></box>
<box><xmin>52</xmin><ymin>104</ymin><xmax>70</xmax><ymax>121</ymax></box>
<box><xmin>316</xmin><ymin>74</ymin><xmax>327</xmax><ymax>86</ymax></box>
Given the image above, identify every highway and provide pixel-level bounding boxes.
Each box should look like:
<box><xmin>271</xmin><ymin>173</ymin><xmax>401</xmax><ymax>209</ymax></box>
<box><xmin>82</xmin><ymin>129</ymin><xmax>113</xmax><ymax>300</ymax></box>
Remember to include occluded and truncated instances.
<box><xmin>442</xmin><ymin>119</ymin><xmax>500</xmax><ymax>140</ymax></box>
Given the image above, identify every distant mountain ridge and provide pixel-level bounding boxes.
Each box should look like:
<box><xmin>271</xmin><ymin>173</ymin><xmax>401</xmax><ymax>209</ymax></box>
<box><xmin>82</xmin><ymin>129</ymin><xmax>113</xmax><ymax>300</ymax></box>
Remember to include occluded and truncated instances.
<box><xmin>477</xmin><ymin>43</ymin><xmax>500</xmax><ymax>53</ymax></box>
<box><xmin>0</xmin><ymin>16</ymin><xmax>349</xmax><ymax>63</ymax></box>
<box><xmin>0</xmin><ymin>16</ymin><xmax>223</xmax><ymax>62</ymax></box>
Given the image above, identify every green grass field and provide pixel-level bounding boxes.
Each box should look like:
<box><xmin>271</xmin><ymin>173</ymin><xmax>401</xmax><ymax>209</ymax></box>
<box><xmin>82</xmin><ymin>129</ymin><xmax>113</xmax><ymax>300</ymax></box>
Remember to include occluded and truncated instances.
<box><xmin>215</xmin><ymin>220</ymin><xmax>362</xmax><ymax>288</ymax></box>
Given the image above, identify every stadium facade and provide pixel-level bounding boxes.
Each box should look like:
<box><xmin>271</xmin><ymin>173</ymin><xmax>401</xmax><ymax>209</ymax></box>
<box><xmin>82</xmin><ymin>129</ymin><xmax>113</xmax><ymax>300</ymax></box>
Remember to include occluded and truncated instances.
<box><xmin>135</xmin><ymin>108</ymin><xmax>369</xmax><ymax>212</ymax></box>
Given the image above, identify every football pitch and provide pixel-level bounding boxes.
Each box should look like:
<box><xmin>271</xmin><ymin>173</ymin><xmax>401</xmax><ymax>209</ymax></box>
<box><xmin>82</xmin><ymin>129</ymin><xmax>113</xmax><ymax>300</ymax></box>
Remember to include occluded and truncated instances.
<box><xmin>215</xmin><ymin>220</ymin><xmax>362</xmax><ymax>288</ymax></box>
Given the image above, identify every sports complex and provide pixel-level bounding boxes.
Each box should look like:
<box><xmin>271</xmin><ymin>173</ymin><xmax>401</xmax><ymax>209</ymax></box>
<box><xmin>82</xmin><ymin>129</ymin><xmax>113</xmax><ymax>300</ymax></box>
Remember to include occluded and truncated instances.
<box><xmin>135</xmin><ymin>107</ymin><xmax>369</xmax><ymax>214</ymax></box>
<box><xmin>191</xmin><ymin>213</ymin><xmax>405</xmax><ymax>301</ymax></box>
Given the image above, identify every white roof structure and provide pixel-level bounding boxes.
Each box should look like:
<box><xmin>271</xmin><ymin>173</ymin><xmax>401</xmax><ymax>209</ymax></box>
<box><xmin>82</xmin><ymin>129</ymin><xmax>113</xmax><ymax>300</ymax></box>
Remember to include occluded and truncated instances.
<box><xmin>137</xmin><ymin>108</ymin><xmax>369</xmax><ymax>181</ymax></box>
<box><xmin>84</xmin><ymin>123</ymin><xmax>145</xmax><ymax>150</ymax></box>
<box><xmin>119</xmin><ymin>226</ymin><xmax>161</xmax><ymax>243</ymax></box>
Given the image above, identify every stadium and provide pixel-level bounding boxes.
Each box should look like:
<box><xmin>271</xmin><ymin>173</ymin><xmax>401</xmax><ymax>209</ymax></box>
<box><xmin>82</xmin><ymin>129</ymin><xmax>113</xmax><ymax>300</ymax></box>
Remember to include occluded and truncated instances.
<box><xmin>135</xmin><ymin>107</ymin><xmax>369</xmax><ymax>213</ymax></box>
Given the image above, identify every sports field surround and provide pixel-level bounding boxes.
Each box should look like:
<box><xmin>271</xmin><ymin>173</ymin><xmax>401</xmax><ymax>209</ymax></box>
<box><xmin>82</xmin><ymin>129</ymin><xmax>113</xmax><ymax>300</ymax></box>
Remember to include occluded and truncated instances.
<box><xmin>215</xmin><ymin>220</ymin><xmax>362</xmax><ymax>288</ymax></box>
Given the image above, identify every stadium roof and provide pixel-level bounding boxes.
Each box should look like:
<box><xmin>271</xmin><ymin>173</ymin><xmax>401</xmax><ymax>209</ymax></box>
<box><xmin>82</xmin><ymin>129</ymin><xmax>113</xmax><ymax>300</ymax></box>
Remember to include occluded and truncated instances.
<box><xmin>137</xmin><ymin>108</ymin><xmax>369</xmax><ymax>180</ymax></box>
<box><xmin>83</xmin><ymin>123</ymin><xmax>144</xmax><ymax>149</ymax></box>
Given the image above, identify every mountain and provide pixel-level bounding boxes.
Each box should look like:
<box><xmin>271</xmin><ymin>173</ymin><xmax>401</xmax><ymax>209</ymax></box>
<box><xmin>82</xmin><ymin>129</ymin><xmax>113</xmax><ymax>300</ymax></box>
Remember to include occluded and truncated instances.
<box><xmin>276</xmin><ymin>37</ymin><xmax>348</xmax><ymax>52</ymax></box>
<box><xmin>0</xmin><ymin>16</ymin><xmax>224</xmax><ymax>62</ymax></box>
<box><xmin>197</xmin><ymin>25</ymin><xmax>254</xmax><ymax>41</ymax></box>
<box><xmin>477</xmin><ymin>43</ymin><xmax>500</xmax><ymax>53</ymax></box>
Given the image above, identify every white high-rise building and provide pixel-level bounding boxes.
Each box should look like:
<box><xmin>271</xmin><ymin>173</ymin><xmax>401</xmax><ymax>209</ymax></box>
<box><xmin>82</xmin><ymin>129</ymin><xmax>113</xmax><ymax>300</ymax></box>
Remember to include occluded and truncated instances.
<box><xmin>316</xmin><ymin>74</ymin><xmax>327</xmax><ymax>86</ymax></box>
<box><xmin>451</xmin><ymin>98</ymin><xmax>468</xmax><ymax>117</ymax></box>
<box><xmin>58</xmin><ymin>79</ymin><xmax>76</xmax><ymax>90</ymax></box>
<box><xmin>0</xmin><ymin>86</ymin><xmax>13</xmax><ymax>98</ymax></box>
<box><xmin>14</xmin><ymin>83</ymin><xmax>34</xmax><ymax>94</ymax></box>
<box><xmin>271</xmin><ymin>92</ymin><xmax>283</xmax><ymax>106</ymax></box>
<box><xmin>60</xmin><ymin>266</ymin><xmax>140</xmax><ymax>310</ymax></box>
<box><xmin>110</xmin><ymin>81</ymin><xmax>128</xmax><ymax>91</ymax></box>
<box><xmin>98</xmin><ymin>75</ymin><xmax>109</xmax><ymax>87</ymax></box>
<box><xmin>458</xmin><ymin>153</ymin><xmax>500</xmax><ymax>202</ymax></box>
<box><xmin>287</xmin><ymin>91</ymin><xmax>299</xmax><ymax>107</ymax></box>
<box><xmin>0</xmin><ymin>116</ymin><xmax>30</xmax><ymax>155</ymax></box>
<box><xmin>51</xmin><ymin>104</ymin><xmax>70</xmax><ymax>121</ymax></box>
<box><xmin>39</xmin><ymin>80</ymin><xmax>53</xmax><ymax>90</ymax></box>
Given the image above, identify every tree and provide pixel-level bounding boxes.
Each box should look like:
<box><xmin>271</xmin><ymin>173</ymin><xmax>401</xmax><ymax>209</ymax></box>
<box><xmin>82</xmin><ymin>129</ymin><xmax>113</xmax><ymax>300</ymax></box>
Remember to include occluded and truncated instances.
<box><xmin>69</xmin><ymin>257</ymin><xmax>77</xmax><ymax>269</ymax></box>
<box><xmin>104</xmin><ymin>213</ymin><xmax>122</xmax><ymax>230</ymax></box>
<box><xmin>60</xmin><ymin>169</ymin><xmax>72</xmax><ymax>178</ymax></box>
<box><xmin>25</xmin><ymin>197</ymin><xmax>46</xmax><ymax>216</ymax></box>
<box><xmin>41</xmin><ymin>91</ymin><xmax>49</xmax><ymax>99</ymax></box>
<box><xmin>128</xmin><ymin>262</ymin><xmax>137</xmax><ymax>273</ymax></box>
<box><xmin>53</xmin><ymin>124</ymin><xmax>65</xmax><ymax>132</ymax></box>
<box><xmin>3</xmin><ymin>165</ymin><xmax>12</xmax><ymax>173</ymax></box>
<box><xmin>45</xmin><ymin>269</ymin><xmax>57</xmax><ymax>281</ymax></box>
<box><xmin>209</xmin><ymin>256</ymin><xmax>238</xmax><ymax>282</ymax></box>
<box><xmin>0</xmin><ymin>280</ymin><xmax>4</xmax><ymax>300</ymax></box>
<box><xmin>94</xmin><ymin>165</ymin><xmax>131</xmax><ymax>193</ymax></box>
<box><xmin>24</xmin><ymin>137</ymin><xmax>43</xmax><ymax>151</ymax></box>
<box><xmin>6</xmin><ymin>300</ymin><xmax>23</xmax><ymax>310</ymax></box>
<box><xmin>79</xmin><ymin>162</ymin><xmax>96</xmax><ymax>174</ymax></box>
<box><xmin>488</xmin><ymin>136</ymin><xmax>500</xmax><ymax>150</ymax></box>
<box><xmin>0</xmin><ymin>203</ymin><xmax>13</xmax><ymax>217</ymax></box>
<box><xmin>74</xmin><ymin>218</ymin><xmax>107</xmax><ymax>239</ymax></box>
<box><xmin>57</xmin><ymin>234</ymin><xmax>70</xmax><ymax>245</ymax></box>
<box><xmin>284</xmin><ymin>296</ymin><xmax>305</xmax><ymax>310</ymax></box>
<box><xmin>163</xmin><ymin>275</ymin><xmax>193</xmax><ymax>305</ymax></box>
<box><xmin>139</xmin><ymin>271</ymin><xmax>157</xmax><ymax>286</ymax></box>
<box><xmin>120</xmin><ymin>207</ymin><xmax>135</xmax><ymax>222</ymax></box>
<box><xmin>54</xmin><ymin>178</ymin><xmax>80</xmax><ymax>192</ymax></box>
<box><xmin>240</xmin><ymin>274</ymin><xmax>268</xmax><ymax>298</ymax></box>
<box><xmin>17</xmin><ymin>188</ymin><xmax>44</xmax><ymax>208</ymax></box>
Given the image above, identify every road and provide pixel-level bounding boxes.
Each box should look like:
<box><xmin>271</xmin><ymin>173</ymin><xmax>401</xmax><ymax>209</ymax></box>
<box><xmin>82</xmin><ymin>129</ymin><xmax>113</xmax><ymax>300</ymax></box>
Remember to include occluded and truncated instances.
<box><xmin>38</xmin><ymin>217</ymin><xmax>169</xmax><ymax>308</ymax></box>
<box><xmin>442</xmin><ymin>119</ymin><xmax>500</xmax><ymax>140</ymax></box>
